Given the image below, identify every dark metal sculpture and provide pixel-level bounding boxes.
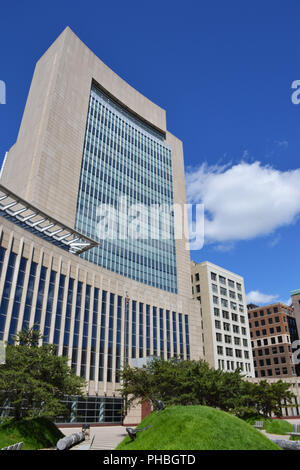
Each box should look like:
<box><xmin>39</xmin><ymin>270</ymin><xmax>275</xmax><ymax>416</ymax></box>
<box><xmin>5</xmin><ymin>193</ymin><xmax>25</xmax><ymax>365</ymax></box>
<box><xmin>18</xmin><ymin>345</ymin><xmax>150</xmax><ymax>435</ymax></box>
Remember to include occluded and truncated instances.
<box><xmin>126</xmin><ymin>425</ymin><xmax>152</xmax><ymax>441</ymax></box>
<box><xmin>81</xmin><ymin>423</ymin><xmax>90</xmax><ymax>439</ymax></box>
<box><xmin>154</xmin><ymin>399</ymin><xmax>166</xmax><ymax>413</ymax></box>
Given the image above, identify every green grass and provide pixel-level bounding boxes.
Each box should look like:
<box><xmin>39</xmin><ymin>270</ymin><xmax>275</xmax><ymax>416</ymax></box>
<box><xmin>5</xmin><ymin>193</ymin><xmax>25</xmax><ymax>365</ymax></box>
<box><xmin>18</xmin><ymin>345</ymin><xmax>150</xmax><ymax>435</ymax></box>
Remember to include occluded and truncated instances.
<box><xmin>0</xmin><ymin>417</ymin><xmax>64</xmax><ymax>450</ymax></box>
<box><xmin>245</xmin><ymin>415</ymin><xmax>293</xmax><ymax>435</ymax></box>
<box><xmin>246</xmin><ymin>416</ymin><xmax>292</xmax><ymax>435</ymax></box>
<box><xmin>262</xmin><ymin>419</ymin><xmax>292</xmax><ymax>435</ymax></box>
<box><xmin>116</xmin><ymin>405</ymin><xmax>281</xmax><ymax>450</ymax></box>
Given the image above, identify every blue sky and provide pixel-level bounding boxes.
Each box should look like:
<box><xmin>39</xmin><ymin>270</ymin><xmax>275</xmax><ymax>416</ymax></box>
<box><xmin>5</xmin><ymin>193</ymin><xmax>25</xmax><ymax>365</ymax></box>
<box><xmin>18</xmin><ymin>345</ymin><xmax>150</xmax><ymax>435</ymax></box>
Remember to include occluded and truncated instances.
<box><xmin>0</xmin><ymin>0</ymin><xmax>300</xmax><ymax>304</ymax></box>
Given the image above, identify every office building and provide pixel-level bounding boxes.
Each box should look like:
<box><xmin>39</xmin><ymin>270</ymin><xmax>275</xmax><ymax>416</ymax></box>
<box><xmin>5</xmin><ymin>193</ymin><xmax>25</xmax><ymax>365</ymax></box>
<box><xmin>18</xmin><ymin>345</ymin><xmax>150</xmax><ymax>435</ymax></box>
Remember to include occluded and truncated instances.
<box><xmin>247</xmin><ymin>302</ymin><xmax>299</xmax><ymax>378</ymax></box>
<box><xmin>191</xmin><ymin>261</ymin><xmax>255</xmax><ymax>377</ymax></box>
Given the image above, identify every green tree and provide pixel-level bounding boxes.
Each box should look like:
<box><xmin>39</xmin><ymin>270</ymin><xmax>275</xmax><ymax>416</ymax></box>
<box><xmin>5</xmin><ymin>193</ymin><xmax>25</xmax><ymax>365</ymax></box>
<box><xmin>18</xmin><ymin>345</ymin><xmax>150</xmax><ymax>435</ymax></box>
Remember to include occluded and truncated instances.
<box><xmin>119</xmin><ymin>357</ymin><xmax>295</xmax><ymax>419</ymax></box>
<box><xmin>252</xmin><ymin>380</ymin><xmax>294</xmax><ymax>418</ymax></box>
<box><xmin>0</xmin><ymin>328</ymin><xmax>86</xmax><ymax>420</ymax></box>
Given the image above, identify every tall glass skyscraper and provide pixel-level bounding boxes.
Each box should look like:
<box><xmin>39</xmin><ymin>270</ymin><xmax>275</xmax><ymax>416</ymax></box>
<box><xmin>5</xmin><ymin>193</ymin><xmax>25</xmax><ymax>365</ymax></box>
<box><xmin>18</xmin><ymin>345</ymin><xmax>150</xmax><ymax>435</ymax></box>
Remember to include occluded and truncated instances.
<box><xmin>75</xmin><ymin>85</ymin><xmax>178</xmax><ymax>292</ymax></box>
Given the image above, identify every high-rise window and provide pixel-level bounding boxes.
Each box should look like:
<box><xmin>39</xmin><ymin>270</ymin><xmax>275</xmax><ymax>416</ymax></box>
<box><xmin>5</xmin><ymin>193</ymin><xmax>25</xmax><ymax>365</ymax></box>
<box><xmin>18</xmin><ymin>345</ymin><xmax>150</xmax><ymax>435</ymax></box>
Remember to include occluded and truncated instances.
<box><xmin>53</xmin><ymin>274</ymin><xmax>66</xmax><ymax>347</ymax></box>
<box><xmin>8</xmin><ymin>257</ymin><xmax>27</xmax><ymax>341</ymax></box>
<box><xmin>131</xmin><ymin>300</ymin><xmax>137</xmax><ymax>359</ymax></box>
<box><xmin>71</xmin><ymin>281</ymin><xmax>83</xmax><ymax>371</ymax></box>
<box><xmin>166</xmin><ymin>310</ymin><xmax>171</xmax><ymax>359</ymax></box>
<box><xmin>43</xmin><ymin>270</ymin><xmax>57</xmax><ymax>344</ymax></box>
<box><xmin>99</xmin><ymin>290</ymin><xmax>107</xmax><ymax>381</ymax></box>
<box><xmin>22</xmin><ymin>260</ymin><xmax>37</xmax><ymax>331</ymax></box>
<box><xmin>115</xmin><ymin>295</ymin><xmax>122</xmax><ymax>382</ymax></box>
<box><xmin>184</xmin><ymin>314</ymin><xmax>190</xmax><ymax>359</ymax></box>
<box><xmin>138</xmin><ymin>302</ymin><xmax>144</xmax><ymax>358</ymax></box>
<box><xmin>33</xmin><ymin>265</ymin><xmax>47</xmax><ymax>330</ymax></box>
<box><xmin>159</xmin><ymin>308</ymin><xmax>164</xmax><ymax>359</ymax></box>
<box><xmin>63</xmin><ymin>278</ymin><xmax>74</xmax><ymax>357</ymax></box>
<box><xmin>90</xmin><ymin>288</ymin><xmax>99</xmax><ymax>380</ymax></box>
<box><xmin>80</xmin><ymin>285</ymin><xmax>91</xmax><ymax>378</ymax></box>
<box><xmin>107</xmin><ymin>293</ymin><xmax>115</xmax><ymax>382</ymax></box>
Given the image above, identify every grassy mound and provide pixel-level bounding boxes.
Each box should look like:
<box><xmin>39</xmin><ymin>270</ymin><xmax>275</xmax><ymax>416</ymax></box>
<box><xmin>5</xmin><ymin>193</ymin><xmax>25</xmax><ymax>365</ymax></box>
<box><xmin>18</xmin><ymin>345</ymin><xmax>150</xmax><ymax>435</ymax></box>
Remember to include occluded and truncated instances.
<box><xmin>116</xmin><ymin>406</ymin><xmax>281</xmax><ymax>450</ymax></box>
<box><xmin>0</xmin><ymin>417</ymin><xmax>64</xmax><ymax>450</ymax></box>
<box><xmin>263</xmin><ymin>419</ymin><xmax>292</xmax><ymax>435</ymax></box>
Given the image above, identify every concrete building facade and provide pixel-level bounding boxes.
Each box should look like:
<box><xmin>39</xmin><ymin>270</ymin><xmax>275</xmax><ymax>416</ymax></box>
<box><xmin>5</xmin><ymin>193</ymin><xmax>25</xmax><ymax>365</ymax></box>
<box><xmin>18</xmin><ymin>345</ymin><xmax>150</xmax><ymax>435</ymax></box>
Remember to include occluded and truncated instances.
<box><xmin>191</xmin><ymin>260</ymin><xmax>255</xmax><ymax>377</ymax></box>
<box><xmin>0</xmin><ymin>27</ymin><xmax>203</xmax><ymax>424</ymax></box>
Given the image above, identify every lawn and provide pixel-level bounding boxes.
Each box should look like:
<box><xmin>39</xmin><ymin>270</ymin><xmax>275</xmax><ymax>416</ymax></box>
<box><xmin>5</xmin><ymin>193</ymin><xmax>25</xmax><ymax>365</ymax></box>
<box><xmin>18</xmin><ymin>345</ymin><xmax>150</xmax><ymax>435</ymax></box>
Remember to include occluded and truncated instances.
<box><xmin>263</xmin><ymin>418</ymin><xmax>292</xmax><ymax>435</ymax></box>
<box><xmin>246</xmin><ymin>415</ymin><xmax>293</xmax><ymax>435</ymax></box>
<box><xmin>116</xmin><ymin>405</ymin><xmax>281</xmax><ymax>450</ymax></box>
<box><xmin>0</xmin><ymin>416</ymin><xmax>64</xmax><ymax>450</ymax></box>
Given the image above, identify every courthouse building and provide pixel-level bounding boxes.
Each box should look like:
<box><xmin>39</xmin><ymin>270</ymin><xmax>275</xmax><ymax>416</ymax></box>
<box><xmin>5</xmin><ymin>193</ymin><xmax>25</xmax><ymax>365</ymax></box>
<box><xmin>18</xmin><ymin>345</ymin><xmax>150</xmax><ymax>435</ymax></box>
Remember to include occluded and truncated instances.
<box><xmin>0</xmin><ymin>27</ymin><xmax>203</xmax><ymax>424</ymax></box>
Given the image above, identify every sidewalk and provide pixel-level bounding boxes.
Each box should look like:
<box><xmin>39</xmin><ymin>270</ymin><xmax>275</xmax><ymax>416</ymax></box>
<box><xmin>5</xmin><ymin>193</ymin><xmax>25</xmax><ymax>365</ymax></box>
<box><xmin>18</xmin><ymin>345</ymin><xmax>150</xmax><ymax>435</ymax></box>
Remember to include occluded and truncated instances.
<box><xmin>260</xmin><ymin>429</ymin><xmax>290</xmax><ymax>441</ymax></box>
<box><xmin>58</xmin><ymin>426</ymin><xmax>127</xmax><ymax>450</ymax></box>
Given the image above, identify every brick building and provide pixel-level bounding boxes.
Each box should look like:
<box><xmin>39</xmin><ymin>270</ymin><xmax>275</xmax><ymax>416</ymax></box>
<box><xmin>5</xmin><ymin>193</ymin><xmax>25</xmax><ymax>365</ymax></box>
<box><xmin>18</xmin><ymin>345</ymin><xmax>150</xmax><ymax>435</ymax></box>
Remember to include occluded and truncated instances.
<box><xmin>248</xmin><ymin>302</ymin><xmax>299</xmax><ymax>378</ymax></box>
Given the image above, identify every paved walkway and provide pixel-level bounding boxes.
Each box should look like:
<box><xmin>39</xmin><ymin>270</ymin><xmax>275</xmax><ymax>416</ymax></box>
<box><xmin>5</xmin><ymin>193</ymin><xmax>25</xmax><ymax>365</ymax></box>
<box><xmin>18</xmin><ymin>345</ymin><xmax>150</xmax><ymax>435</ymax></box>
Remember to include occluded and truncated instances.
<box><xmin>285</xmin><ymin>418</ymin><xmax>300</xmax><ymax>425</ymax></box>
<box><xmin>261</xmin><ymin>418</ymin><xmax>300</xmax><ymax>442</ymax></box>
<box><xmin>260</xmin><ymin>429</ymin><xmax>290</xmax><ymax>441</ymax></box>
<box><xmin>58</xmin><ymin>426</ymin><xmax>127</xmax><ymax>450</ymax></box>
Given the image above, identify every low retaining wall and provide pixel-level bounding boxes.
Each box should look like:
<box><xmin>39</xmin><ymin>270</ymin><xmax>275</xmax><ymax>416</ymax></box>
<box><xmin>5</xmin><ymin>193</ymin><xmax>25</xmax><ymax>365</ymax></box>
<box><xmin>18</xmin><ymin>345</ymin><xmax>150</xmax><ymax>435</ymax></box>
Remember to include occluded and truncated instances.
<box><xmin>271</xmin><ymin>439</ymin><xmax>300</xmax><ymax>450</ymax></box>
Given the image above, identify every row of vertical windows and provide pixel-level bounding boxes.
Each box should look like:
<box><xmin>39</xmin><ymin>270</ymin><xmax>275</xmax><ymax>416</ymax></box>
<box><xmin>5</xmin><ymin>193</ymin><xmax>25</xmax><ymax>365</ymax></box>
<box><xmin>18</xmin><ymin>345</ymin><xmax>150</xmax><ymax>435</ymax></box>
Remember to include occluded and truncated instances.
<box><xmin>0</xmin><ymin>248</ymin><xmax>191</xmax><ymax>381</ymax></box>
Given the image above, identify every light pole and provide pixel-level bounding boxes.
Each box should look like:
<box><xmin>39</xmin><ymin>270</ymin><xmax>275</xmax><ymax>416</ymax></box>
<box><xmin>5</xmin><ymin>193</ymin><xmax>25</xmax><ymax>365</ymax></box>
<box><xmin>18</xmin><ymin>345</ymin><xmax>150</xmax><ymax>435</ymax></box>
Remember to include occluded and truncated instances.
<box><xmin>124</xmin><ymin>291</ymin><xmax>130</xmax><ymax>365</ymax></box>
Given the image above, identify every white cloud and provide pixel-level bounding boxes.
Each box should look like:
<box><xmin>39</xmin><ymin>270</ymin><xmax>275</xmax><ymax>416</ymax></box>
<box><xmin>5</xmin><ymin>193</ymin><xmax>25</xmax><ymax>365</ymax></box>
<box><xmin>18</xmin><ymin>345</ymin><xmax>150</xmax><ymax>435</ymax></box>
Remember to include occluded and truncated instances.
<box><xmin>246</xmin><ymin>290</ymin><xmax>279</xmax><ymax>305</ymax></box>
<box><xmin>186</xmin><ymin>161</ymin><xmax>300</xmax><ymax>243</ymax></box>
